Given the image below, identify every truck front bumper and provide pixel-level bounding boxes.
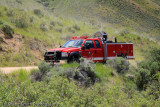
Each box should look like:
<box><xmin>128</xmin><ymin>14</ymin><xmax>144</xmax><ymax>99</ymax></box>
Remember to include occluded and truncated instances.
<box><xmin>44</xmin><ymin>51</ymin><xmax>68</xmax><ymax>63</ymax></box>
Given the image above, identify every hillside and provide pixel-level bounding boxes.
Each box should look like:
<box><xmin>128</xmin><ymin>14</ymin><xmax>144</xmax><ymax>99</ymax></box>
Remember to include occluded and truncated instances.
<box><xmin>0</xmin><ymin>0</ymin><xmax>159</xmax><ymax>67</ymax></box>
<box><xmin>37</xmin><ymin>0</ymin><xmax>160</xmax><ymax>41</ymax></box>
<box><xmin>0</xmin><ymin>0</ymin><xmax>160</xmax><ymax>106</ymax></box>
<box><xmin>0</xmin><ymin>54</ymin><xmax>160</xmax><ymax>106</ymax></box>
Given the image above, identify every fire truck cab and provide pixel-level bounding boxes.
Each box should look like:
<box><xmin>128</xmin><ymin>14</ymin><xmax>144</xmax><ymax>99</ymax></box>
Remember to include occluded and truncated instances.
<box><xmin>44</xmin><ymin>31</ymin><xmax>134</xmax><ymax>64</ymax></box>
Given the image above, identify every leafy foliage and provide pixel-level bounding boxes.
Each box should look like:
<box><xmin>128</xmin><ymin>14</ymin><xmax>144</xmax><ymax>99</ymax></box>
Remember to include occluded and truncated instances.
<box><xmin>40</xmin><ymin>22</ymin><xmax>47</xmax><ymax>31</ymax></box>
<box><xmin>135</xmin><ymin>68</ymin><xmax>151</xmax><ymax>90</ymax></box>
<box><xmin>0</xmin><ymin>62</ymin><xmax>160</xmax><ymax>107</ymax></box>
<box><xmin>33</xmin><ymin>9</ymin><xmax>43</xmax><ymax>17</ymax></box>
<box><xmin>2</xmin><ymin>24</ymin><xmax>14</xmax><ymax>39</ymax></box>
<box><xmin>13</xmin><ymin>13</ymin><xmax>30</xmax><ymax>28</ymax></box>
<box><xmin>135</xmin><ymin>47</ymin><xmax>160</xmax><ymax>92</ymax></box>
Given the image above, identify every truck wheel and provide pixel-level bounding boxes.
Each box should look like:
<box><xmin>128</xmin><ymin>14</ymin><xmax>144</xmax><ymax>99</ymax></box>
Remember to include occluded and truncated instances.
<box><xmin>122</xmin><ymin>53</ymin><xmax>127</xmax><ymax>59</ymax></box>
<box><xmin>68</xmin><ymin>55</ymin><xmax>80</xmax><ymax>63</ymax></box>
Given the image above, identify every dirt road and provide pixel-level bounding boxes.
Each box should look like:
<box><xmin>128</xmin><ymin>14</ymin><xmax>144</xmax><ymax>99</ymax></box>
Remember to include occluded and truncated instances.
<box><xmin>0</xmin><ymin>66</ymin><xmax>38</xmax><ymax>74</ymax></box>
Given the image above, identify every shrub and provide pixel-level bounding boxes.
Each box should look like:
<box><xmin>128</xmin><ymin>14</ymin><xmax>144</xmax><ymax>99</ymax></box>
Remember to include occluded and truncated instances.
<box><xmin>2</xmin><ymin>24</ymin><xmax>14</xmax><ymax>39</ymax></box>
<box><xmin>135</xmin><ymin>68</ymin><xmax>151</xmax><ymax>90</ymax></box>
<box><xmin>73</xmin><ymin>24</ymin><xmax>80</xmax><ymax>30</ymax></box>
<box><xmin>138</xmin><ymin>60</ymin><xmax>159</xmax><ymax>76</ymax></box>
<box><xmin>0</xmin><ymin>20</ymin><xmax>3</xmax><ymax>25</ymax></box>
<box><xmin>66</xmin><ymin>27</ymin><xmax>75</xmax><ymax>33</ymax></box>
<box><xmin>30</xmin><ymin>16</ymin><xmax>34</xmax><ymax>23</ymax></box>
<box><xmin>14</xmin><ymin>13</ymin><xmax>30</xmax><ymax>28</ymax></box>
<box><xmin>38</xmin><ymin>61</ymin><xmax>51</xmax><ymax>74</ymax></box>
<box><xmin>33</xmin><ymin>9</ymin><xmax>43</xmax><ymax>17</ymax></box>
<box><xmin>57</xmin><ymin>22</ymin><xmax>63</xmax><ymax>26</ymax></box>
<box><xmin>6</xmin><ymin>9</ymin><xmax>15</xmax><ymax>17</ymax></box>
<box><xmin>56</xmin><ymin>28</ymin><xmax>62</xmax><ymax>33</ymax></box>
<box><xmin>148</xmin><ymin>47</ymin><xmax>160</xmax><ymax>70</ymax></box>
<box><xmin>107</xmin><ymin>58</ymin><xmax>130</xmax><ymax>73</ymax></box>
<box><xmin>150</xmin><ymin>62</ymin><xmax>159</xmax><ymax>76</ymax></box>
<box><xmin>49</xmin><ymin>21</ymin><xmax>55</xmax><ymax>30</ymax></box>
<box><xmin>31</xmin><ymin>61</ymin><xmax>51</xmax><ymax>82</ymax></box>
<box><xmin>16</xmin><ymin>0</ymin><xmax>22</xmax><ymax>4</ymax></box>
<box><xmin>49</xmin><ymin>25</ymin><xmax>54</xmax><ymax>30</ymax></box>
<box><xmin>40</xmin><ymin>23</ymin><xmax>47</xmax><ymax>31</ymax></box>
<box><xmin>50</xmin><ymin>21</ymin><xmax>55</xmax><ymax>26</ymax></box>
<box><xmin>146</xmin><ymin>80</ymin><xmax>160</xmax><ymax>99</ymax></box>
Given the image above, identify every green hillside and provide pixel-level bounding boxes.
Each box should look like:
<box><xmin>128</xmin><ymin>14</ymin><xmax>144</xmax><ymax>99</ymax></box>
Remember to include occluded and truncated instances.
<box><xmin>37</xmin><ymin>0</ymin><xmax>160</xmax><ymax>41</ymax></box>
<box><xmin>0</xmin><ymin>0</ymin><xmax>159</xmax><ymax>67</ymax></box>
<box><xmin>0</xmin><ymin>0</ymin><xmax>160</xmax><ymax>106</ymax></box>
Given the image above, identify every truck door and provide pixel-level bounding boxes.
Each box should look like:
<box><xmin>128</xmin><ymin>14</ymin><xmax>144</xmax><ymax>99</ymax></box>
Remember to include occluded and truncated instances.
<box><xmin>93</xmin><ymin>40</ymin><xmax>103</xmax><ymax>62</ymax></box>
<box><xmin>81</xmin><ymin>40</ymin><xmax>95</xmax><ymax>60</ymax></box>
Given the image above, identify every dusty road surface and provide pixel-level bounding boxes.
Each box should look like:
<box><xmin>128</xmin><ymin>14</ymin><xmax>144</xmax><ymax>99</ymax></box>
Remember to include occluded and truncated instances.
<box><xmin>0</xmin><ymin>66</ymin><xmax>38</xmax><ymax>74</ymax></box>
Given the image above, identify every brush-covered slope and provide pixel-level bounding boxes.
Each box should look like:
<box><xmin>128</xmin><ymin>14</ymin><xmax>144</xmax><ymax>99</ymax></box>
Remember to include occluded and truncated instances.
<box><xmin>36</xmin><ymin>0</ymin><xmax>160</xmax><ymax>41</ymax></box>
<box><xmin>0</xmin><ymin>0</ymin><xmax>159</xmax><ymax>66</ymax></box>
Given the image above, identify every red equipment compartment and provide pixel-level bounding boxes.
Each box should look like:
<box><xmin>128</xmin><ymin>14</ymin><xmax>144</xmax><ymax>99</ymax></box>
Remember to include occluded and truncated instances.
<box><xmin>106</xmin><ymin>43</ymin><xmax>133</xmax><ymax>59</ymax></box>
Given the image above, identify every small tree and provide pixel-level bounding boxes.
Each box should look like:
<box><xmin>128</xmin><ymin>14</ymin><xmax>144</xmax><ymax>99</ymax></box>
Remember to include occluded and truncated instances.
<box><xmin>33</xmin><ymin>9</ymin><xmax>43</xmax><ymax>17</ymax></box>
<box><xmin>135</xmin><ymin>68</ymin><xmax>150</xmax><ymax>90</ymax></box>
<box><xmin>2</xmin><ymin>24</ymin><xmax>14</xmax><ymax>39</ymax></box>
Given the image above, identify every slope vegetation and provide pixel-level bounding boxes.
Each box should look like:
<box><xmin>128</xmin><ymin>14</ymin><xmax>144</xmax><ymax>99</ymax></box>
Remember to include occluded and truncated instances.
<box><xmin>0</xmin><ymin>0</ymin><xmax>159</xmax><ymax>66</ymax></box>
<box><xmin>37</xmin><ymin>0</ymin><xmax>160</xmax><ymax>41</ymax></box>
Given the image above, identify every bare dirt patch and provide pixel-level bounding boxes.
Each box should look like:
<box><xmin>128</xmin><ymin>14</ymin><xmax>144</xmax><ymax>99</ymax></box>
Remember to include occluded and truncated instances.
<box><xmin>0</xmin><ymin>66</ymin><xmax>38</xmax><ymax>74</ymax></box>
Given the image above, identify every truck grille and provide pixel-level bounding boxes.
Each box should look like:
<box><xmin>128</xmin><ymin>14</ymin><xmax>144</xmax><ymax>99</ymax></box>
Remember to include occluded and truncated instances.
<box><xmin>44</xmin><ymin>51</ymin><xmax>62</xmax><ymax>61</ymax></box>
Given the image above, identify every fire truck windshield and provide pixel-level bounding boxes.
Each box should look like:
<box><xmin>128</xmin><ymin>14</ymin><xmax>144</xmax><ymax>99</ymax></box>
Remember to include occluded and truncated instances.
<box><xmin>62</xmin><ymin>40</ymin><xmax>84</xmax><ymax>48</ymax></box>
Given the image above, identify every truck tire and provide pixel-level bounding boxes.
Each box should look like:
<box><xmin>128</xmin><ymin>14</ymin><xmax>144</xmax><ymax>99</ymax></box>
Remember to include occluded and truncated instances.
<box><xmin>68</xmin><ymin>55</ymin><xmax>80</xmax><ymax>63</ymax></box>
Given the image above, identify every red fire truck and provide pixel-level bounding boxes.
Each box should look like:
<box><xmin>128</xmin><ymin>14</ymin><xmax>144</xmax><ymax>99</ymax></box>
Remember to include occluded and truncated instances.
<box><xmin>44</xmin><ymin>31</ymin><xmax>134</xmax><ymax>64</ymax></box>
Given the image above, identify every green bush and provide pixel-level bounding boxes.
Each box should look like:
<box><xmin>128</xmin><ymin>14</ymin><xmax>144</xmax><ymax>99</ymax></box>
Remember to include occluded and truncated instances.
<box><xmin>148</xmin><ymin>47</ymin><xmax>160</xmax><ymax>70</ymax></box>
<box><xmin>56</xmin><ymin>28</ymin><xmax>62</xmax><ymax>33</ymax></box>
<box><xmin>146</xmin><ymin>80</ymin><xmax>160</xmax><ymax>99</ymax></box>
<box><xmin>49</xmin><ymin>25</ymin><xmax>54</xmax><ymax>30</ymax></box>
<box><xmin>31</xmin><ymin>61</ymin><xmax>51</xmax><ymax>82</ymax></box>
<box><xmin>50</xmin><ymin>21</ymin><xmax>55</xmax><ymax>26</ymax></box>
<box><xmin>73</xmin><ymin>24</ymin><xmax>80</xmax><ymax>30</ymax></box>
<box><xmin>107</xmin><ymin>58</ymin><xmax>130</xmax><ymax>73</ymax></box>
<box><xmin>66</xmin><ymin>26</ymin><xmax>75</xmax><ymax>33</ymax></box>
<box><xmin>30</xmin><ymin>16</ymin><xmax>34</xmax><ymax>23</ymax></box>
<box><xmin>6</xmin><ymin>9</ymin><xmax>15</xmax><ymax>17</ymax></box>
<box><xmin>34</xmin><ymin>9</ymin><xmax>43</xmax><ymax>17</ymax></box>
<box><xmin>135</xmin><ymin>68</ymin><xmax>151</xmax><ymax>90</ymax></box>
<box><xmin>57</xmin><ymin>22</ymin><xmax>63</xmax><ymax>26</ymax></box>
<box><xmin>16</xmin><ymin>0</ymin><xmax>22</xmax><ymax>4</ymax></box>
<box><xmin>2</xmin><ymin>24</ymin><xmax>14</xmax><ymax>39</ymax></box>
<box><xmin>0</xmin><ymin>20</ymin><xmax>3</xmax><ymax>25</ymax></box>
<box><xmin>14</xmin><ymin>13</ymin><xmax>30</xmax><ymax>28</ymax></box>
<box><xmin>40</xmin><ymin>23</ymin><xmax>47</xmax><ymax>31</ymax></box>
<box><xmin>49</xmin><ymin>21</ymin><xmax>55</xmax><ymax>30</ymax></box>
<box><xmin>38</xmin><ymin>61</ymin><xmax>51</xmax><ymax>74</ymax></box>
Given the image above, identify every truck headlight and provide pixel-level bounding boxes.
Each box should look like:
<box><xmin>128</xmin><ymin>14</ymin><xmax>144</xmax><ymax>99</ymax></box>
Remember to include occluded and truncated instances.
<box><xmin>62</xmin><ymin>52</ymin><xmax>68</xmax><ymax>57</ymax></box>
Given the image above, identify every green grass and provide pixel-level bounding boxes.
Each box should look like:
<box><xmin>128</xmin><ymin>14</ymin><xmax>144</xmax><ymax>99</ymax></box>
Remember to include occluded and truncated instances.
<box><xmin>7</xmin><ymin>69</ymin><xmax>30</xmax><ymax>83</ymax></box>
<box><xmin>95</xmin><ymin>63</ymin><xmax>113</xmax><ymax>80</ymax></box>
<box><xmin>61</xmin><ymin>62</ymin><xmax>79</xmax><ymax>68</ymax></box>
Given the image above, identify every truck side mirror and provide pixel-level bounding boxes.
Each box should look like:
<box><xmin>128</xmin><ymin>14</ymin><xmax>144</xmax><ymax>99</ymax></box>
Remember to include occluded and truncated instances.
<box><xmin>82</xmin><ymin>46</ymin><xmax>85</xmax><ymax>50</ymax></box>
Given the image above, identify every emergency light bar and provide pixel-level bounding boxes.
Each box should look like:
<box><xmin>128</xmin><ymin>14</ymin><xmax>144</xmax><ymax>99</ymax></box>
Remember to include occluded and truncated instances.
<box><xmin>72</xmin><ymin>36</ymin><xmax>88</xmax><ymax>39</ymax></box>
